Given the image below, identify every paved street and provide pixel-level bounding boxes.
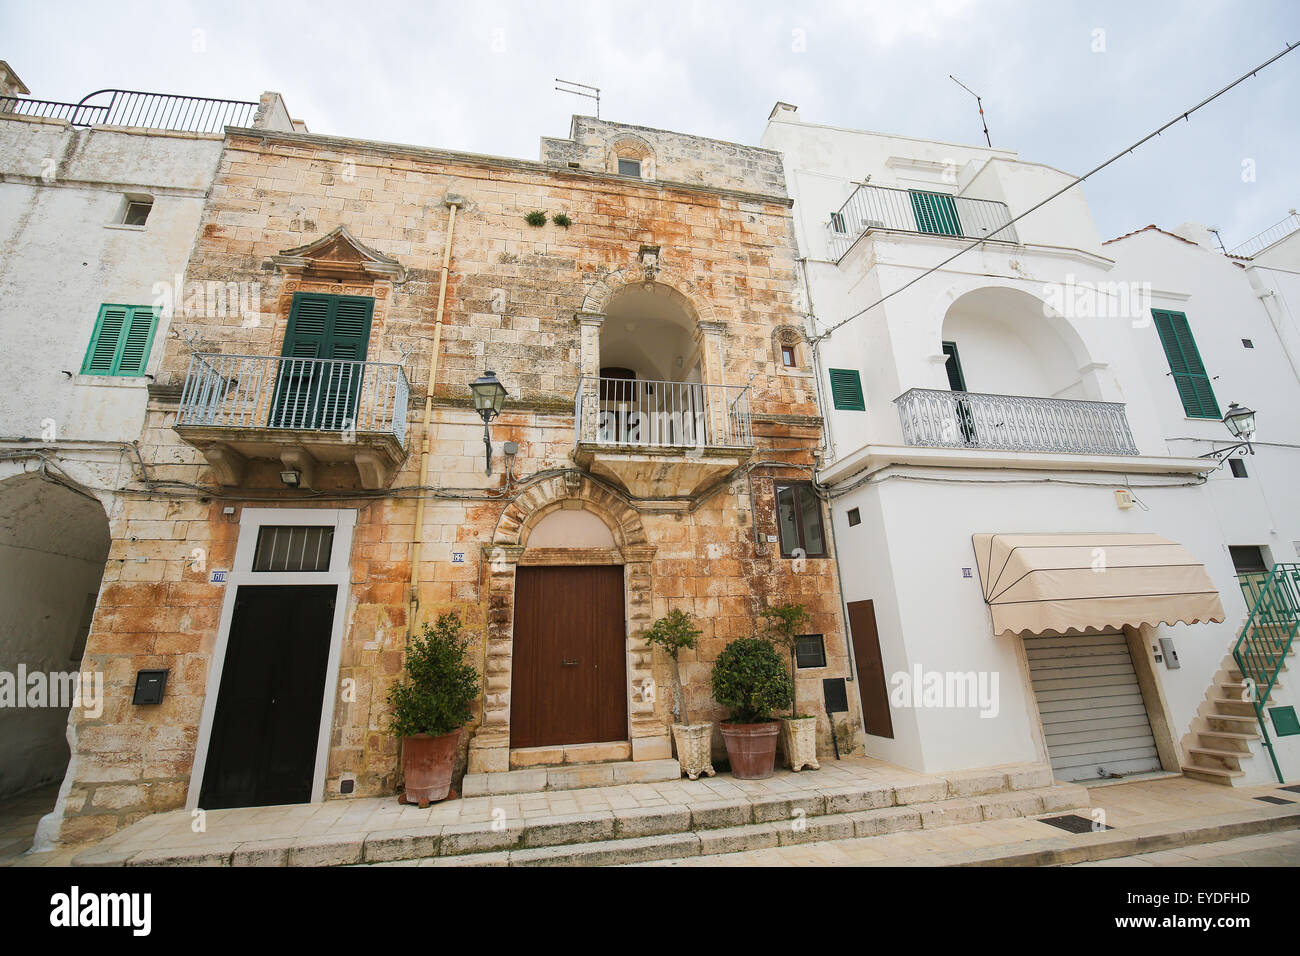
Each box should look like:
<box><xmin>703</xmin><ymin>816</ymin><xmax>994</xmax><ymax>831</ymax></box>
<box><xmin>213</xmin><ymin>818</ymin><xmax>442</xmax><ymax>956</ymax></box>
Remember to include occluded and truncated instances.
<box><xmin>1073</xmin><ymin>829</ymin><xmax>1300</xmax><ymax>866</ymax></box>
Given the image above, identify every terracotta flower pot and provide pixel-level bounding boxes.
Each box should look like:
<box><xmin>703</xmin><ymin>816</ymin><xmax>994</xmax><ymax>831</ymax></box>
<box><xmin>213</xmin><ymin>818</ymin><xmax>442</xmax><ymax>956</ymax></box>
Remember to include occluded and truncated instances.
<box><xmin>719</xmin><ymin>720</ymin><xmax>781</xmax><ymax>779</ymax></box>
<box><xmin>780</xmin><ymin>716</ymin><xmax>820</xmax><ymax>772</ymax></box>
<box><xmin>399</xmin><ymin>729</ymin><xmax>460</xmax><ymax>807</ymax></box>
<box><xmin>671</xmin><ymin>722</ymin><xmax>716</xmax><ymax>780</ymax></box>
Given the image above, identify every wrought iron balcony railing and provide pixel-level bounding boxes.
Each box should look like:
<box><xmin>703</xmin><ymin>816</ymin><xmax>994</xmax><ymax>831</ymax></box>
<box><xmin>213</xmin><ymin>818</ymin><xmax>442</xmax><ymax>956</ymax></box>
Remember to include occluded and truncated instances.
<box><xmin>574</xmin><ymin>376</ymin><xmax>753</xmax><ymax>449</ymax></box>
<box><xmin>827</xmin><ymin>183</ymin><xmax>1019</xmax><ymax>260</ymax></box>
<box><xmin>0</xmin><ymin>89</ymin><xmax>259</xmax><ymax>134</ymax></box>
<box><xmin>177</xmin><ymin>353</ymin><xmax>409</xmax><ymax>446</ymax></box>
<box><xmin>894</xmin><ymin>387</ymin><xmax>1139</xmax><ymax>456</ymax></box>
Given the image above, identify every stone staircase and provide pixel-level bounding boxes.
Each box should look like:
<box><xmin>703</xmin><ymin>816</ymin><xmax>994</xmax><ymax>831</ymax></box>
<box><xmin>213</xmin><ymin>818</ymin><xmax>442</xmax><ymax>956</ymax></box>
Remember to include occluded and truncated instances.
<box><xmin>360</xmin><ymin>768</ymin><xmax>1088</xmax><ymax>867</ymax></box>
<box><xmin>1183</xmin><ymin>583</ymin><xmax>1296</xmax><ymax>785</ymax></box>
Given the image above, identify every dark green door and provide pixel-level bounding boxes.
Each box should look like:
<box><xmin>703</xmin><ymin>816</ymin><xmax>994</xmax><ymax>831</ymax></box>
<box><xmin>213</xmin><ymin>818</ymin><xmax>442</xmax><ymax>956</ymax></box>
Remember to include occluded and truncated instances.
<box><xmin>271</xmin><ymin>293</ymin><xmax>374</xmax><ymax>429</ymax></box>
<box><xmin>910</xmin><ymin>190</ymin><xmax>963</xmax><ymax>236</ymax></box>
<box><xmin>942</xmin><ymin>341</ymin><xmax>977</xmax><ymax>445</ymax></box>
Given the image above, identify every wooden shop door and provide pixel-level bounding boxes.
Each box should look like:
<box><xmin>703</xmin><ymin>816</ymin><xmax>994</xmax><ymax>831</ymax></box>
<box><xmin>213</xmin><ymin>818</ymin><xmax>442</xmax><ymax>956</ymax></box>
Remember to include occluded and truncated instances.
<box><xmin>511</xmin><ymin>565</ymin><xmax>627</xmax><ymax>748</ymax></box>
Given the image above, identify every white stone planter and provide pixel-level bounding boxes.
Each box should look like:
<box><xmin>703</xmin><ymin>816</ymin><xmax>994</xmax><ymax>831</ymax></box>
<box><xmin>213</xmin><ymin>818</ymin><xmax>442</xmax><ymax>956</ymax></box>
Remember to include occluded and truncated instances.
<box><xmin>671</xmin><ymin>722</ymin><xmax>716</xmax><ymax>780</ymax></box>
<box><xmin>780</xmin><ymin>716</ymin><xmax>820</xmax><ymax>772</ymax></box>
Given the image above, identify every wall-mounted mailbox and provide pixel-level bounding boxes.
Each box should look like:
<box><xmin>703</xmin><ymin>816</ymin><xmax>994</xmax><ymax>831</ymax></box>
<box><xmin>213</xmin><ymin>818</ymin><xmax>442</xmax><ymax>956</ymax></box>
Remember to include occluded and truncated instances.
<box><xmin>132</xmin><ymin>669</ymin><xmax>169</xmax><ymax>705</ymax></box>
<box><xmin>1158</xmin><ymin>637</ymin><xmax>1180</xmax><ymax>669</ymax></box>
<box><xmin>1270</xmin><ymin>706</ymin><xmax>1300</xmax><ymax>738</ymax></box>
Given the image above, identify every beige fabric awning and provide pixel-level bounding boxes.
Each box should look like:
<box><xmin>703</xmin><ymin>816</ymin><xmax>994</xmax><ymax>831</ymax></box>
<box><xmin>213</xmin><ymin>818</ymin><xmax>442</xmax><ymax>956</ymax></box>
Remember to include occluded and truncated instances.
<box><xmin>972</xmin><ymin>532</ymin><xmax>1225</xmax><ymax>636</ymax></box>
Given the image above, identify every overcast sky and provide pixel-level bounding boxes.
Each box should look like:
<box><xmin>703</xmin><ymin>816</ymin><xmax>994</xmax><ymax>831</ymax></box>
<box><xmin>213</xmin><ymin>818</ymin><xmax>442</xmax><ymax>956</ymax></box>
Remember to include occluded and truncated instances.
<box><xmin>5</xmin><ymin>1</ymin><xmax>1297</xmax><ymax>248</ymax></box>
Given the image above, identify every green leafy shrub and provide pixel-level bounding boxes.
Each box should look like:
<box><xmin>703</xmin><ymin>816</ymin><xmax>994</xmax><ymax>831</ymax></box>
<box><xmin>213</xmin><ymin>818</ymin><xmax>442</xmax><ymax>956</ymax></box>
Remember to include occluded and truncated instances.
<box><xmin>710</xmin><ymin>637</ymin><xmax>793</xmax><ymax>724</ymax></box>
<box><xmin>759</xmin><ymin>602</ymin><xmax>812</xmax><ymax>718</ymax></box>
<box><xmin>551</xmin><ymin>212</ymin><xmax>572</xmax><ymax>228</ymax></box>
<box><xmin>386</xmin><ymin>613</ymin><xmax>481</xmax><ymax>738</ymax></box>
<box><xmin>524</xmin><ymin>210</ymin><xmax>548</xmax><ymax>226</ymax></box>
<box><xmin>644</xmin><ymin>609</ymin><xmax>701</xmax><ymax>723</ymax></box>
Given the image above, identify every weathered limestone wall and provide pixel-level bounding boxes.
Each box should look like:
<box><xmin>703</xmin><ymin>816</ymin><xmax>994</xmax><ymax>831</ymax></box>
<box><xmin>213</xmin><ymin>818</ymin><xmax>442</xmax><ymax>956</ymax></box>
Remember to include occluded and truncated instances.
<box><xmin>55</xmin><ymin>119</ymin><xmax>858</xmax><ymax>842</ymax></box>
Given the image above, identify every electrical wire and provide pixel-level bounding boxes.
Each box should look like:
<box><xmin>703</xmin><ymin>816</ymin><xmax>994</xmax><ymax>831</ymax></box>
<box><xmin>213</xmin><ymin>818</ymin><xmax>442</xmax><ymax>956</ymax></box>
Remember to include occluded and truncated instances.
<box><xmin>812</xmin><ymin>40</ymin><xmax>1300</xmax><ymax>342</ymax></box>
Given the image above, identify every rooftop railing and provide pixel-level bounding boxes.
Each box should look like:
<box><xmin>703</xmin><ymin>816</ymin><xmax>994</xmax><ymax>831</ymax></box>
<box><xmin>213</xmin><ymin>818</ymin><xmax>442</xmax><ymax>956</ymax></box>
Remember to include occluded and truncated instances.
<box><xmin>894</xmin><ymin>387</ymin><xmax>1138</xmax><ymax>456</ymax></box>
<box><xmin>827</xmin><ymin>183</ymin><xmax>1019</xmax><ymax>260</ymax></box>
<box><xmin>1229</xmin><ymin>213</ymin><xmax>1300</xmax><ymax>259</ymax></box>
<box><xmin>0</xmin><ymin>89</ymin><xmax>259</xmax><ymax>134</ymax></box>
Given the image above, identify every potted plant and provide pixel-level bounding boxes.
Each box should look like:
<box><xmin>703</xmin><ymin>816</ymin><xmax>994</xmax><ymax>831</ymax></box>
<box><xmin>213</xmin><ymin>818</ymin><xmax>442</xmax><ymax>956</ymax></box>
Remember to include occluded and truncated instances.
<box><xmin>387</xmin><ymin>612</ymin><xmax>481</xmax><ymax>807</ymax></box>
<box><xmin>710</xmin><ymin>637</ymin><xmax>793</xmax><ymax>779</ymax></box>
<box><xmin>645</xmin><ymin>609</ymin><xmax>714</xmax><ymax>780</ymax></box>
<box><xmin>760</xmin><ymin>603</ymin><xmax>821</xmax><ymax>772</ymax></box>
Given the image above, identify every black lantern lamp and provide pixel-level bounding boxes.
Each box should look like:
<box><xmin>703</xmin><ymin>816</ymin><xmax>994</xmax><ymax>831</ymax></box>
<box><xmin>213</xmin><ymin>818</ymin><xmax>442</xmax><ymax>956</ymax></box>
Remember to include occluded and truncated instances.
<box><xmin>469</xmin><ymin>370</ymin><xmax>508</xmax><ymax>474</ymax></box>
<box><xmin>1200</xmin><ymin>402</ymin><xmax>1257</xmax><ymax>463</ymax></box>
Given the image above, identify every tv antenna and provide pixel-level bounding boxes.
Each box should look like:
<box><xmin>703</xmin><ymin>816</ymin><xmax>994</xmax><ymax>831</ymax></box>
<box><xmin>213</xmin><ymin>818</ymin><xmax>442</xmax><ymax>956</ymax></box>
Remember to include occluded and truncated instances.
<box><xmin>1207</xmin><ymin>226</ymin><xmax>1227</xmax><ymax>254</ymax></box>
<box><xmin>949</xmin><ymin>75</ymin><xmax>991</xmax><ymax>147</ymax></box>
<box><xmin>555</xmin><ymin>78</ymin><xmax>600</xmax><ymax>118</ymax></box>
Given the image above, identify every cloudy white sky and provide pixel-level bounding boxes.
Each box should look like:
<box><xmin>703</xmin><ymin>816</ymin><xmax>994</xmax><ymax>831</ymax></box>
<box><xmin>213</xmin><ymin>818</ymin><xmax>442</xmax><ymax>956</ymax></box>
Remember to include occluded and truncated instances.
<box><xmin>5</xmin><ymin>1</ymin><xmax>1297</xmax><ymax>247</ymax></box>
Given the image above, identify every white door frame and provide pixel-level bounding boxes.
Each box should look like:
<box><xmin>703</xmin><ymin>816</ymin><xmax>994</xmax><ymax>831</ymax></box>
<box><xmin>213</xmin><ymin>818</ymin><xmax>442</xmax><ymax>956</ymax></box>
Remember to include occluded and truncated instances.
<box><xmin>186</xmin><ymin>507</ymin><xmax>356</xmax><ymax>810</ymax></box>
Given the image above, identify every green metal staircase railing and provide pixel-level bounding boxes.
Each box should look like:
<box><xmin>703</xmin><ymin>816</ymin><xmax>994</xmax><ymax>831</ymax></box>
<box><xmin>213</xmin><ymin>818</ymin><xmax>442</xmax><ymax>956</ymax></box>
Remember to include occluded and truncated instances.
<box><xmin>1233</xmin><ymin>563</ymin><xmax>1300</xmax><ymax>782</ymax></box>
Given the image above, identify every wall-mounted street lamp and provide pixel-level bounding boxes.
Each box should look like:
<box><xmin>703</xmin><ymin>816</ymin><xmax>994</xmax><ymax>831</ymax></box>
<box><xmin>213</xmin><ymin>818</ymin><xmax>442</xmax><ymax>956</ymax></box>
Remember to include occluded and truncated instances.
<box><xmin>469</xmin><ymin>370</ymin><xmax>508</xmax><ymax>475</ymax></box>
<box><xmin>1200</xmin><ymin>402</ymin><xmax>1257</xmax><ymax>463</ymax></box>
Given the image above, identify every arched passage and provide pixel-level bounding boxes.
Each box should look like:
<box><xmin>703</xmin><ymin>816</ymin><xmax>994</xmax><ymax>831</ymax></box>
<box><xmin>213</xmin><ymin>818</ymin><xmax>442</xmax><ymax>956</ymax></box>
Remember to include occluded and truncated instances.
<box><xmin>0</xmin><ymin>473</ymin><xmax>110</xmax><ymax>805</ymax></box>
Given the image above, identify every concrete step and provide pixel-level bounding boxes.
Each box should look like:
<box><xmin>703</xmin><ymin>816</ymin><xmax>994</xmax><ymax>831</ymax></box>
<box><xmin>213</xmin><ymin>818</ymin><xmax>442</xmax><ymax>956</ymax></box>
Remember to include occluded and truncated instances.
<box><xmin>1181</xmin><ymin>765</ymin><xmax>1245</xmax><ymax>785</ymax></box>
<box><xmin>1187</xmin><ymin>747</ymin><xmax>1249</xmax><ymax>773</ymax></box>
<box><xmin>1210</xmin><ymin>697</ymin><xmax>1260</xmax><ymax>717</ymax></box>
<box><xmin>461</xmin><ymin>759</ymin><xmax>682</xmax><ymax>796</ymax></box>
<box><xmin>369</xmin><ymin>784</ymin><xmax>1091</xmax><ymax>868</ymax></box>
<box><xmin>1207</xmin><ymin>713</ymin><xmax>1261</xmax><ymax>733</ymax></box>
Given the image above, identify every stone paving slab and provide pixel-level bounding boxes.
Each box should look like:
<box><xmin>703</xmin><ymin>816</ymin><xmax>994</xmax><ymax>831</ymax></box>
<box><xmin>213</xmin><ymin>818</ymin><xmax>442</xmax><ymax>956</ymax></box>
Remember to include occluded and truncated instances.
<box><xmin>42</xmin><ymin>756</ymin><xmax>1059</xmax><ymax>867</ymax></box>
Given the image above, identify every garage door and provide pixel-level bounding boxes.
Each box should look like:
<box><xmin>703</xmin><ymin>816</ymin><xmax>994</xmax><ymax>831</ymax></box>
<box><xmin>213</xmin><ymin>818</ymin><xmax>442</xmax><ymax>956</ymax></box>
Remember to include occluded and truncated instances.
<box><xmin>1024</xmin><ymin>630</ymin><xmax>1162</xmax><ymax>783</ymax></box>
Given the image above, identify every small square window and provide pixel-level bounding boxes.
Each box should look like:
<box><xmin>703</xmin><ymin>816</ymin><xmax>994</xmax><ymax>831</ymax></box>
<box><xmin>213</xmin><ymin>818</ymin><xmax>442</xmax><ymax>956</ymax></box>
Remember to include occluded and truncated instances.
<box><xmin>846</xmin><ymin>507</ymin><xmax>861</xmax><ymax>526</ymax></box>
<box><xmin>1242</xmin><ymin>339</ymin><xmax>1254</xmax><ymax>349</ymax></box>
<box><xmin>617</xmin><ymin>158</ymin><xmax>642</xmax><ymax>178</ymax></box>
<box><xmin>122</xmin><ymin>199</ymin><xmax>152</xmax><ymax>226</ymax></box>
<box><xmin>1229</xmin><ymin>457</ymin><xmax>1248</xmax><ymax>478</ymax></box>
<box><xmin>781</xmin><ymin>345</ymin><xmax>797</xmax><ymax>368</ymax></box>
<box><xmin>794</xmin><ymin>634</ymin><xmax>827</xmax><ymax>669</ymax></box>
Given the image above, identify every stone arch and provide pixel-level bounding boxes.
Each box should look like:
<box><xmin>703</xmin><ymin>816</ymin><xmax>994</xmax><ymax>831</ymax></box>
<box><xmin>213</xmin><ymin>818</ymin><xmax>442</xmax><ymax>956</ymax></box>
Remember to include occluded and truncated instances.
<box><xmin>578</xmin><ymin>267</ymin><xmax>717</xmax><ymax>326</ymax></box>
<box><xmin>469</xmin><ymin>474</ymin><xmax>667</xmax><ymax>775</ymax></box>
<box><xmin>771</xmin><ymin>323</ymin><xmax>808</xmax><ymax>368</ymax></box>
<box><xmin>606</xmin><ymin>133</ymin><xmax>656</xmax><ymax>179</ymax></box>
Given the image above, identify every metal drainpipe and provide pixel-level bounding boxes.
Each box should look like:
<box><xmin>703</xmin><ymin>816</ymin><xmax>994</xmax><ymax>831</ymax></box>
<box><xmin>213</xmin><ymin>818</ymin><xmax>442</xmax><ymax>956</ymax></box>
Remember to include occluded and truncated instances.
<box><xmin>407</xmin><ymin>199</ymin><xmax>459</xmax><ymax>642</ymax></box>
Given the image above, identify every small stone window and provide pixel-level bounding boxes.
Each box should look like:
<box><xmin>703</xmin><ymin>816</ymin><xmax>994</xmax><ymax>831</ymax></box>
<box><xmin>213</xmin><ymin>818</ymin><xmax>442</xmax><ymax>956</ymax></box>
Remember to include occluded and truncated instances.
<box><xmin>772</xmin><ymin>325</ymin><xmax>807</xmax><ymax>371</ymax></box>
<box><xmin>617</xmin><ymin>158</ymin><xmax>642</xmax><ymax>178</ymax></box>
<box><xmin>607</xmin><ymin>136</ymin><xmax>654</xmax><ymax>180</ymax></box>
<box><xmin>794</xmin><ymin>634</ymin><xmax>827</xmax><ymax>669</ymax></box>
<box><xmin>781</xmin><ymin>344</ymin><xmax>797</xmax><ymax>368</ymax></box>
<box><xmin>121</xmin><ymin>196</ymin><xmax>152</xmax><ymax>226</ymax></box>
<box><xmin>847</xmin><ymin>507</ymin><xmax>861</xmax><ymax>527</ymax></box>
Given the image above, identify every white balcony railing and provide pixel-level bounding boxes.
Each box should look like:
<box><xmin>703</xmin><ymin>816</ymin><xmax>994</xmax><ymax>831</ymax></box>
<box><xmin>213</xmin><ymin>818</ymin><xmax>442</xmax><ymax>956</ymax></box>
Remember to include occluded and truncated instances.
<box><xmin>574</xmin><ymin>376</ymin><xmax>753</xmax><ymax>449</ymax></box>
<box><xmin>895</xmin><ymin>388</ymin><xmax>1138</xmax><ymax>456</ymax></box>
<box><xmin>827</xmin><ymin>183</ymin><xmax>1019</xmax><ymax>260</ymax></box>
<box><xmin>177</xmin><ymin>352</ymin><xmax>409</xmax><ymax>447</ymax></box>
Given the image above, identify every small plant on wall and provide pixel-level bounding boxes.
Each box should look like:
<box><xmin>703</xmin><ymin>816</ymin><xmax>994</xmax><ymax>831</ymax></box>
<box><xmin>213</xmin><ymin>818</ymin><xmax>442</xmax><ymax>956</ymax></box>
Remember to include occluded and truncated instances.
<box><xmin>551</xmin><ymin>212</ymin><xmax>572</xmax><ymax>228</ymax></box>
<box><xmin>524</xmin><ymin>210</ymin><xmax>548</xmax><ymax>226</ymax></box>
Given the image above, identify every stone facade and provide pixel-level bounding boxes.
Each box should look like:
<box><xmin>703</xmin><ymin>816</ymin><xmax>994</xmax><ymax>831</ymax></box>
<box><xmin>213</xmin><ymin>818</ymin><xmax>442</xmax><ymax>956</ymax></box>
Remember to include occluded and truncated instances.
<box><xmin>50</xmin><ymin>116</ymin><xmax>861</xmax><ymax>843</ymax></box>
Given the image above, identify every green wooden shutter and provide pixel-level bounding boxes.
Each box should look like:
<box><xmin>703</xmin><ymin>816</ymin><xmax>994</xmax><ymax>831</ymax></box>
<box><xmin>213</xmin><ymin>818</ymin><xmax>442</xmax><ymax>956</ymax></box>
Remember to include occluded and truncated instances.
<box><xmin>909</xmin><ymin>190</ymin><xmax>963</xmax><ymax>237</ymax></box>
<box><xmin>828</xmin><ymin>368</ymin><xmax>865</xmax><ymax>410</ymax></box>
<box><xmin>80</xmin><ymin>305</ymin><xmax>156</xmax><ymax>375</ymax></box>
<box><xmin>1152</xmin><ymin>309</ymin><xmax>1221</xmax><ymax>419</ymax></box>
<box><xmin>273</xmin><ymin>293</ymin><xmax>375</xmax><ymax>429</ymax></box>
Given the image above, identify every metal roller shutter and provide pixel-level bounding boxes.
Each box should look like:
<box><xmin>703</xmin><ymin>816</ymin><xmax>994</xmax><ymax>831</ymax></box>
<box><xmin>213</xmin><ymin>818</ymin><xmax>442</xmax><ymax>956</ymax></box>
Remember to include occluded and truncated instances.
<box><xmin>1025</xmin><ymin>630</ymin><xmax>1162</xmax><ymax>783</ymax></box>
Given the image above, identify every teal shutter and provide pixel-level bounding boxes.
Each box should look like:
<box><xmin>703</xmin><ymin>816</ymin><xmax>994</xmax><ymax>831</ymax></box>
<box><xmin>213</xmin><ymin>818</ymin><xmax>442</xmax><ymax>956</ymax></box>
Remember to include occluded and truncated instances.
<box><xmin>909</xmin><ymin>190</ymin><xmax>963</xmax><ymax>237</ymax></box>
<box><xmin>273</xmin><ymin>293</ymin><xmax>375</xmax><ymax>429</ymax></box>
<box><xmin>828</xmin><ymin>368</ymin><xmax>865</xmax><ymax>410</ymax></box>
<box><xmin>1152</xmin><ymin>310</ymin><xmax>1221</xmax><ymax>419</ymax></box>
<box><xmin>80</xmin><ymin>305</ymin><xmax>157</xmax><ymax>376</ymax></box>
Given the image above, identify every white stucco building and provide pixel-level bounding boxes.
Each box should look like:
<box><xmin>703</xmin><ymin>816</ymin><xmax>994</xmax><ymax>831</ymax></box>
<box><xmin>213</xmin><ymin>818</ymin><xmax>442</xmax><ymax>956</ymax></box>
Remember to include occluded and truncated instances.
<box><xmin>0</xmin><ymin>61</ymin><xmax>296</xmax><ymax>804</ymax></box>
<box><xmin>761</xmin><ymin>103</ymin><xmax>1300</xmax><ymax>788</ymax></box>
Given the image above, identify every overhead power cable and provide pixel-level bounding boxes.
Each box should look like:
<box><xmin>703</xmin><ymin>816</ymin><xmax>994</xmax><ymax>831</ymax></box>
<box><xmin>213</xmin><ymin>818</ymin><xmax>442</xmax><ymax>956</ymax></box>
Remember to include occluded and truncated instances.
<box><xmin>813</xmin><ymin>40</ymin><xmax>1300</xmax><ymax>342</ymax></box>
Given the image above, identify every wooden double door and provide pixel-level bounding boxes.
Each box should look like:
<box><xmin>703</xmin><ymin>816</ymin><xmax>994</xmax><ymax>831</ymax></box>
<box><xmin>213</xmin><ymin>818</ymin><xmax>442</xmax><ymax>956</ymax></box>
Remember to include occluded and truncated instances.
<box><xmin>511</xmin><ymin>565</ymin><xmax>628</xmax><ymax>748</ymax></box>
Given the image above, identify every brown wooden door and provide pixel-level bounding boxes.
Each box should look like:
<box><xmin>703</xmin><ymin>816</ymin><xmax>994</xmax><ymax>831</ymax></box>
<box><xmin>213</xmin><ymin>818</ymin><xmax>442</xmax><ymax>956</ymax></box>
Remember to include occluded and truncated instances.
<box><xmin>848</xmin><ymin>599</ymin><xmax>894</xmax><ymax>739</ymax></box>
<box><xmin>511</xmin><ymin>565</ymin><xmax>627</xmax><ymax>748</ymax></box>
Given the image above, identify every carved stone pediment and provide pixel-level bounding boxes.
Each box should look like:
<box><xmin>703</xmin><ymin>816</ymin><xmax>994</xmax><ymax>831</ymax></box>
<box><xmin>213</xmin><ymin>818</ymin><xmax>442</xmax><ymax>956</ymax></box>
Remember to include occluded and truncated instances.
<box><xmin>270</xmin><ymin>225</ymin><xmax>405</xmax><ymax>281</ymax></box>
